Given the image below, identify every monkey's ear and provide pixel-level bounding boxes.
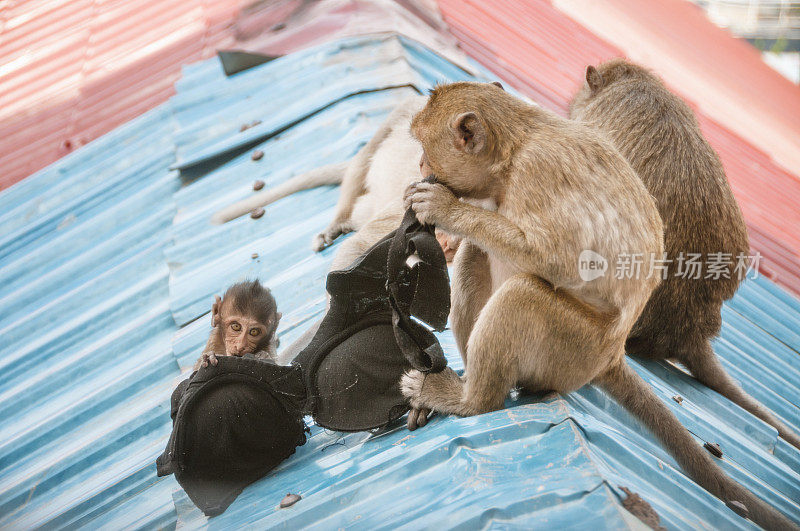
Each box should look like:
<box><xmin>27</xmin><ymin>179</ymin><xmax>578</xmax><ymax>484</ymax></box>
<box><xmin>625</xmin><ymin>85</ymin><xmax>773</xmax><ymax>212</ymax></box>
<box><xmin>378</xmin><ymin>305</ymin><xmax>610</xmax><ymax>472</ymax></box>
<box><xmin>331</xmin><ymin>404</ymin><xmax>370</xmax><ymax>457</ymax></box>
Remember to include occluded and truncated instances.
<box><xmin>491</xmin><ymin>81</ymin><xmax>504</xmax><ymax>90</ymax></box>
<box><xmin>585</xmin><ymin>66</ymin><xmax>604</xmax><ymax>93</ymax></box>
<box><xmin>452</xmin><ymin>112</ymin><xmax>486</xmax><ymax>154</ymax></box>
<box><xmin>211</xmin><ymin>295</ymin><xmax>222</xmax><ymax>327</ymax></box>
<box><xmin>275</xmin><ymin>312</ymin><xmax>282</xmax><ymax>323</ymax></box>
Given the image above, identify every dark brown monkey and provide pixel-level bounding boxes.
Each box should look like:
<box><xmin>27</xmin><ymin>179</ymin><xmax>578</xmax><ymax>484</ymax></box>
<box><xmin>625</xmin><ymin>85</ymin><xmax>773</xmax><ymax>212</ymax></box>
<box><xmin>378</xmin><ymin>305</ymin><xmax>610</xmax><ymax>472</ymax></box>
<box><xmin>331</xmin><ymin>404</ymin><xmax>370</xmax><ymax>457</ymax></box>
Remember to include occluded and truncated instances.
<box><xmin>570</xmin><ymin>58</ymin><xmax>800</xmax><ymax>450</ymax></box>
<box><xmin>400</xmin><ymin>82</ymin><xmax>793</xmax><ymax>530</ymax></box>
<box><xmin>193</xmin><ymin>280</ymin><xmax>281</xmax><ymax>370</ymax></box>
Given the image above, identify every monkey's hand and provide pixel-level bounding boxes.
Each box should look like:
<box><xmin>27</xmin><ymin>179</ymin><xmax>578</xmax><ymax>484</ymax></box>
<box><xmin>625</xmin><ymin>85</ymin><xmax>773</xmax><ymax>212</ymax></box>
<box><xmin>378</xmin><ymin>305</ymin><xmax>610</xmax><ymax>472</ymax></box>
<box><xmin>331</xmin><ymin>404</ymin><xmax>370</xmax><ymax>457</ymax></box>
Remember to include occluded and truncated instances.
<box><xmin>311</xmin><ymin>220</ymin><xmax>355</xmax><ymax>252</ymax></box>
<box><xmin>404</xmin><ymin>181</ymin><xmax>458</xmax><ymax>228</ymax></box>
<box><xmin>200</xmin><ymin>352</ymin><xmax>219</xmax><ymax>368</ymax></box>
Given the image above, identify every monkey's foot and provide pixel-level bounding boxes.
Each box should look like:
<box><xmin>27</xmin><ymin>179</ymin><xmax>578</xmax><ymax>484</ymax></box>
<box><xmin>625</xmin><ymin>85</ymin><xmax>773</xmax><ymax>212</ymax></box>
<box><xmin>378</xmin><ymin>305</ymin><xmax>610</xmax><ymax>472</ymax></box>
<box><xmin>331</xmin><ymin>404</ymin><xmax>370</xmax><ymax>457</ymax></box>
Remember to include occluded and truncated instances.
<box><xmin>311</xmin><ymin>221</ymin><xmax>354</xmax><ymax>252</ymax></box>
<box><xmin>406</xmin><ymin>407</ymin><xmax>432</xmax><ymax>431</ymax></box>
<box><xmin>401</xmin><ymin>367</ymin><xmax>469</xmax><ymax>420</ymax></box>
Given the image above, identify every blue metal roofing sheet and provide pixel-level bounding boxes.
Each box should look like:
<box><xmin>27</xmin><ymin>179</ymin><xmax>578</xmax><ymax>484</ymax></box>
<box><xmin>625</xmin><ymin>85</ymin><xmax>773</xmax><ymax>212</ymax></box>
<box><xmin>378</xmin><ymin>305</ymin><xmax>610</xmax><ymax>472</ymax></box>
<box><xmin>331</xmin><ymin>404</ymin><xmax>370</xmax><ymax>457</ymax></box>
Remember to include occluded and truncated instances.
<box><xmin>0</xmin><ymin>105</ymin><xmax>181</xmax><ymax>529</ymax></box>
<box><xmin>0</xmin><ymin>33</ymin><xmax>798</xmax><ymax>530</ymax></box>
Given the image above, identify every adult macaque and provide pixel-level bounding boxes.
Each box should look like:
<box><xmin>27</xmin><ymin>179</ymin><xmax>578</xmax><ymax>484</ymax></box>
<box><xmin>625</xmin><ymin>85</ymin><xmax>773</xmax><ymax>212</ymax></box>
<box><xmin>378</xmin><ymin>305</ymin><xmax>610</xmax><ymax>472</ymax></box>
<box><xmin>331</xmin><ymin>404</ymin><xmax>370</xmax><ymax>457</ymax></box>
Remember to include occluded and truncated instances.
<box><xmin>194</xmin><ymin>280</ymin><xmax>281</xmax><ymax>370</ymax></box>
<box><xmin>569</xmin><ymin>58</ymin><xmax>800</xmax><ymax>450</ymax></box>
<box><xmin>400</xmin><ymin>82</ymin><xmax>792</xmax><ymax>530</ymax></box>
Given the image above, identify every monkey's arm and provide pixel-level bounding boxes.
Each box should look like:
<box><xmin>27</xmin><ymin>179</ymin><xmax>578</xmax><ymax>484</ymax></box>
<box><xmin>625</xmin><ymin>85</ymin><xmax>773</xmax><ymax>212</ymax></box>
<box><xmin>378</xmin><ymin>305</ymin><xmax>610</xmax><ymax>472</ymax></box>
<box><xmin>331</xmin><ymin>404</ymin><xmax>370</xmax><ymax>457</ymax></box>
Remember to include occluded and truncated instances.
<box><xmin>314</xmin><ymin>102</ymin><xmax>410</xmax><ymax>251</ymax></box>
<box><xmin>405</xmin><ymin>182</ymin><xmax>567</xmax><ymax>282</ymax></box>
<box><xmin>201</xmin><ymin>327</ymin><xmax>222</xmax><ymax>353</ymax></box>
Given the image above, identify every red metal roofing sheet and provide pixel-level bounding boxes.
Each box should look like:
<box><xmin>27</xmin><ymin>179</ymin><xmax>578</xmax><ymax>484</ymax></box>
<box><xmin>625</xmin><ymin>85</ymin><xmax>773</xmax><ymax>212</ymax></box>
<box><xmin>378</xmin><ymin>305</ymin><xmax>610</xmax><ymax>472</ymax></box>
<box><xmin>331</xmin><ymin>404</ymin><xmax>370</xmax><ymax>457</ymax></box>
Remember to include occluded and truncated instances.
<box><xmin>231</xmin><ymin>0</ymin><xmax>471</xmax><ymax>69</ymax></box>
<box><xmin>0</xmin><ymin>0</ymin><xmax>471</xmax><ymax>191</ymax></box>
<box><xmin>0</xmin><ymin>0</ymin><xmax>244</xmax><ymax>191</ymax></box>
<box><xmin>555</xmin><ymin>0</ymin><xmax>800</xmax><ymax>180</ymax></box>
<box><xmin>436</xmin><ymin>0</ymin><xmax>800</xmax><ymax>296</ymax></box>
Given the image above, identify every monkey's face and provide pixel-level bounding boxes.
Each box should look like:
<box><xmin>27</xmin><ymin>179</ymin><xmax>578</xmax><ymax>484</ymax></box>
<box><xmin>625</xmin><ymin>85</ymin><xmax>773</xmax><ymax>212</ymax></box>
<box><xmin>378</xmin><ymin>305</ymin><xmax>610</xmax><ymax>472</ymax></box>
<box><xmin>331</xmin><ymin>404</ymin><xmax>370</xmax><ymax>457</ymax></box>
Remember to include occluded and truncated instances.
<box><xmin>411</xmin><ymin>82</ymin><xmax>503</xmax><ymax>199</ymax></box>
<box><xmin>214</xmin><ymin>294</ymin><xmax>279</xmax><ymax>356</ymax></box>
<box><xmin>212</xmin><ymin>282</ymin><xmax>281</xmax><ymax>356</ymax></box>
<box><xmin>220</xmin><ymin>313</ymin><xmax>274</xmax><ymax>356</ymax></box>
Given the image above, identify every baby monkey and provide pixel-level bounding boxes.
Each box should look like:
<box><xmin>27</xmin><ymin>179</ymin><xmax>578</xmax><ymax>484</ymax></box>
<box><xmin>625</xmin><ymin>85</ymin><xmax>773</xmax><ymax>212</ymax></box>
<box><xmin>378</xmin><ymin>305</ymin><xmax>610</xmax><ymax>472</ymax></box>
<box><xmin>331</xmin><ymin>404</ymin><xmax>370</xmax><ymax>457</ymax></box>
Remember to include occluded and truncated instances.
<box><xmin>194</xmin><ymin>280</ymin><xmax>281</xmax><ymax>370</ymax></box>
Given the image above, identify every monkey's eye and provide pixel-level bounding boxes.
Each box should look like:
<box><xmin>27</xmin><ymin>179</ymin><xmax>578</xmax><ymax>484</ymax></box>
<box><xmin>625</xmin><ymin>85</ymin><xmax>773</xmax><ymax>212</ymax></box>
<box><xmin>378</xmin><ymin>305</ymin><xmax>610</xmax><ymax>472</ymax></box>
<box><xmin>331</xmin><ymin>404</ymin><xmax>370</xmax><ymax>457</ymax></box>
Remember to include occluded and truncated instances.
<box><xmin>249</xmin><ymin>328</ymin><xmax>261</xmax><ymax>337</ymax></box>
<box><xmin>230</xmin><ymin>322</ymin><xmax>242</xmax><ymax>331</ymax></box>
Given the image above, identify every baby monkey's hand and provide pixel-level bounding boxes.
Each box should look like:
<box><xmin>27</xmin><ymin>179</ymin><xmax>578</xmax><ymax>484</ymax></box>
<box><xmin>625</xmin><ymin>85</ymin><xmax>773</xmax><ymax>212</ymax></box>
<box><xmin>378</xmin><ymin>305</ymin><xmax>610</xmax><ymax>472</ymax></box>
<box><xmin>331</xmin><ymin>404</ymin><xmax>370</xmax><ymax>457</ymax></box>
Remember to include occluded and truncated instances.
<box><xmin>200</xmin><ymin>352</ymin><xmax>219</xmax><ymax>368</ymax></box>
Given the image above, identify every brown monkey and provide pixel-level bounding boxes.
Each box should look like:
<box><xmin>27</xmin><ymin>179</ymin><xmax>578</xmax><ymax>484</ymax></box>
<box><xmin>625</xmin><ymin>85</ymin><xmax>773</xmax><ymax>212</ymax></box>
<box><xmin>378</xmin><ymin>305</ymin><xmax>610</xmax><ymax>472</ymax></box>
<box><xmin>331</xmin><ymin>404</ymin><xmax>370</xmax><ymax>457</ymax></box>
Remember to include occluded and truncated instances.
<box><xmin>400</xmin><ymin>82</ymin><xmax>793</xmax><ymax>530</ymax></box>
<box><xmin>570</xmin><ymin>59</ymin><xmax>800</xmax><ymax>450</ymax></box>
<box><xmin>211</xmin><ymin>97</ymin><xmax>426</xmax><ymax>259</ymax></box>
<box><xmin>211</xmin><ymin>95</ymin><xmax>460</xmax><ymax>266</ymax></box>
<box><xmin>193</xmin><ymin>280</ymin><xmax>281</xmax><ymax>370</ymax></box>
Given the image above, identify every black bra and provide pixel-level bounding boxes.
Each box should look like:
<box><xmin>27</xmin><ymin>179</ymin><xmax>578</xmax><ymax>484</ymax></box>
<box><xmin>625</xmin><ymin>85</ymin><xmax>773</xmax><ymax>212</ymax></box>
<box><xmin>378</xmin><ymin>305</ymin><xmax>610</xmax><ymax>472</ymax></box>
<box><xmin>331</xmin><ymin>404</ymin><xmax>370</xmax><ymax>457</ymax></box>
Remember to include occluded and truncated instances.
<box><xmin>294</xmin><ymin>201</ymin><xmax>450</xmax><ymax>431</ymax></box>
<box><xmin>157</xmin><ymin>189</ymin><xmax>451</xmax><ymax>516</ymax></box>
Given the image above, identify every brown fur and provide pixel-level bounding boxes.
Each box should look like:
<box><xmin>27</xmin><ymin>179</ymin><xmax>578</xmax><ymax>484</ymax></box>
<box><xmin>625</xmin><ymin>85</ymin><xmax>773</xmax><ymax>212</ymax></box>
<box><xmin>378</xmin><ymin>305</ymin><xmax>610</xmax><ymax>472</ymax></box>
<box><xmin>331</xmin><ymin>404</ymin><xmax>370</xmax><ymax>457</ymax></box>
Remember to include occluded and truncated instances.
<box><xmin>276</xmin><ymin>97</ymin><xmax>434</xmax><ymax>364</ymax></box>
<box><xmin>619</xmin><ymin>486</ymin><xmax>666</xmax><ymax>531</ymax></box>
<box><xmin>570</xmin><ymin>59</ymin><xmax>800</xmax><ymax>450</ymax></box>
<box><xmin>400</xmin><ymin>81</ymin><xmax>793</xmax><ymax>530</ymax></box>
<box><xmin>193</xmin><ymin>280</ymin><xmax>281</xmax><ymax>370</ymax></box>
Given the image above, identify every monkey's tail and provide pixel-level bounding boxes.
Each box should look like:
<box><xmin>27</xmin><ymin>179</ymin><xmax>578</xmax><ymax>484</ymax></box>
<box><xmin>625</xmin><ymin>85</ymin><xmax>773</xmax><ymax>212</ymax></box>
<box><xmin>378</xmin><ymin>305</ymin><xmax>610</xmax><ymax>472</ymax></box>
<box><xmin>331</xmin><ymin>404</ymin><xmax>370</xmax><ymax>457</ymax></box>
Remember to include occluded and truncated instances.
<box><xmin>597</xmin><ymin>361</ymin><xmax>796</xmax><ymax>531</ymax></box>
<box><xmin>683</xmin><ymin>342</ymin><xmax>800</xmax><ymax>451</ymax></box>
<box><xmin>210</xmin><ymin>161</ymin><xmax>349</xmax><ymax>224</ymax></box>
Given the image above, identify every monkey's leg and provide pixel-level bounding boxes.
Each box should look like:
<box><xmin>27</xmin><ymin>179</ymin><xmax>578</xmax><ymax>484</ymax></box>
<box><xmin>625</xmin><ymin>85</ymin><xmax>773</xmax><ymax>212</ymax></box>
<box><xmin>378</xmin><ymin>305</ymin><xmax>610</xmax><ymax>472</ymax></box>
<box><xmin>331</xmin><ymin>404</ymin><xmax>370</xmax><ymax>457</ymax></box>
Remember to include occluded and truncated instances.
<box><xmin>450</xmin><ymin>241</ymin><xmax>491</xmax><ymax>365</ymax></box>
<box><xmin>311</xmin><ymin>158</ymin><xmax>369</xmax><ymax>252</ymax></box>
<box><xmin>312</xmin><ymin>114</ymin><xmax>400</xmax><ymax>252</ymax></box>
<box><xmin>403</xmin><ymin>274</ymin><xmax>612</xmax><ymax>417</ymax></box>
<box><xmin>403</xmin><ymin>274</ymin><xmax>523</xmax><ymax>416</ymax></box>
<box><xmin>328</xmin><ymin>209</ymin><xmax>403</xmax><ymax>271</ymax></box>
<box><xmin>682</xmin><ymin>342</ymin><xmax>800</xmax><ymax>449</ymax></box>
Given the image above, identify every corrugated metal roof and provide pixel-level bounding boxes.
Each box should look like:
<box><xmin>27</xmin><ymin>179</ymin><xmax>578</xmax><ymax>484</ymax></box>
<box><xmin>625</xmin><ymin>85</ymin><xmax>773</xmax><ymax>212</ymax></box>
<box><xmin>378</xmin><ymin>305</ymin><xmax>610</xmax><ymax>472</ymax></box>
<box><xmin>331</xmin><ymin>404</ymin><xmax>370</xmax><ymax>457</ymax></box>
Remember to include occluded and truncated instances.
<box><xmin>436</xmin><ymin>0</ymin><xmax>800</xmax><ymax>298</ymax></box>
<box><xmin>0</xmin><ymin>0</ymin><xmax>469</xmax><ymax>193</ymax></box>
<box><xmin>1</xmin><ymin>27</ymin><xmax>799</xmax><ymax>531</ymax></box>
<box><xmin>0</xmin><ymin>104</ymin><xmax>180</xmax><ymax>529</ymax></box>
<box><xmin>0</xmin><ymin>0</ymin><xmax>245</xmax><ymax>191</ymax></box>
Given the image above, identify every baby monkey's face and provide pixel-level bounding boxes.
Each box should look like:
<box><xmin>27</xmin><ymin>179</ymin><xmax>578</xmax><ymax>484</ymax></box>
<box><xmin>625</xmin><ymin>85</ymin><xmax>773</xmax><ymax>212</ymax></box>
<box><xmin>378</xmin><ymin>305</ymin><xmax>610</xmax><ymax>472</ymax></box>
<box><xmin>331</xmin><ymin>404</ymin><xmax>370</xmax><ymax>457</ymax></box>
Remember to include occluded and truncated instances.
<box><xmin>211</xmin><ymin>293</ymin><xmax>278</xmax><ymax>357</ymax></box>
<box><xmin>220</xmin><ymin>313</ymin><xmax>270</xmax><ymax>356</ymax></box>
